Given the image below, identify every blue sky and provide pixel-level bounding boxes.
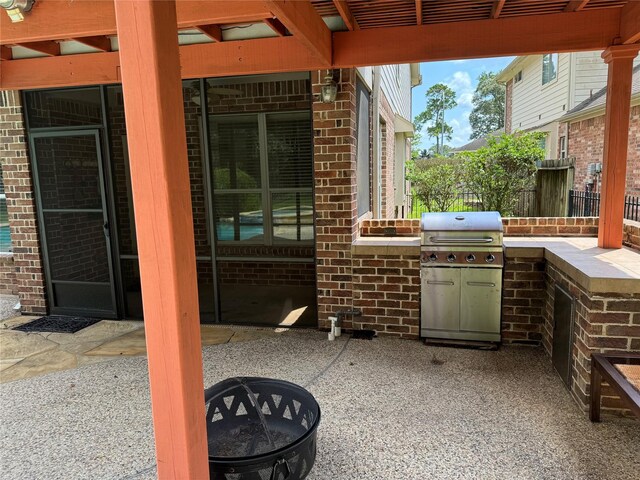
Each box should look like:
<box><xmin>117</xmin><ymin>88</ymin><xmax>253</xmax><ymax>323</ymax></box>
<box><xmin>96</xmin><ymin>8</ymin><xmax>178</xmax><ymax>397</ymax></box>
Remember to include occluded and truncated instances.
<box><xmin>411</xmin><ymin>57</ymin><xmax>515</xmax><ymax>150</ymax></box>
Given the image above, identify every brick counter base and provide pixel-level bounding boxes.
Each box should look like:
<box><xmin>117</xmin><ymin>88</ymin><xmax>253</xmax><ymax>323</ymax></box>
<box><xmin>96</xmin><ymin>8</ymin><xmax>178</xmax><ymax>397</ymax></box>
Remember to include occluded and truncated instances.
<box><xmin>351</xmin><ymin>253</ymin><xmax>420</xmax><ymax>338</ymax></box>
<box><xmin>545</xmin><ymin>262</ymin><xmax>640</xmax><ymax>417</ymax></box>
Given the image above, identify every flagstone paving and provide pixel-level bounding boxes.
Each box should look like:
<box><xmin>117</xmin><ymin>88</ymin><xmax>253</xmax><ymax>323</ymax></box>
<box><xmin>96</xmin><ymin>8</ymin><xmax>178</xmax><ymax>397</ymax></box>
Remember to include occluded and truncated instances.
<box><xmin>0</xmin><ymin>316</ymin><xmax>277</xmax><ymax>383</ymax></box>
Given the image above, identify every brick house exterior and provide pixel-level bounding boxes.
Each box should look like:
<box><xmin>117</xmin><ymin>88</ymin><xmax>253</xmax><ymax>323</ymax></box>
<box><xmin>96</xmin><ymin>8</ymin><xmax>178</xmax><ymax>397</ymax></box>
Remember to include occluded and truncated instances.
<box><xmin>0</xmin><ymin>67</ymin><xmax>418</xmax><ymax>327</ymax></box>
<box><xmin>560</xmin><ymin>65</ymin><xmax>640</xmax><ymax>195</ymax></box>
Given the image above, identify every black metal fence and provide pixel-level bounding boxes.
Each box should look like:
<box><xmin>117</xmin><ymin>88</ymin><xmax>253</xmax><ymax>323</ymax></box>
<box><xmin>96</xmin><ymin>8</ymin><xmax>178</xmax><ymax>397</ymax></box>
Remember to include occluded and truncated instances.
<box><xmin>403</xmin><ymin>189</ymin><xmax>537</xmax><ymax>219</ymax></box>
<box><xmin>568</xmin><ymin>190</ymin><xmax>640</xmax><ymax>221</ymax></box>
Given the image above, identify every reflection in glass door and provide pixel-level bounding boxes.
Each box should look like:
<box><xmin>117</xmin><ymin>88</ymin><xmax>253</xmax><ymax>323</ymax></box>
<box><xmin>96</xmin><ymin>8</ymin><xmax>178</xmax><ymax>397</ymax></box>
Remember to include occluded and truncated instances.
<box><xmin>30</xmin><ymin>130</ymin><xmax>117</xmax><ymax>317</ymax></box>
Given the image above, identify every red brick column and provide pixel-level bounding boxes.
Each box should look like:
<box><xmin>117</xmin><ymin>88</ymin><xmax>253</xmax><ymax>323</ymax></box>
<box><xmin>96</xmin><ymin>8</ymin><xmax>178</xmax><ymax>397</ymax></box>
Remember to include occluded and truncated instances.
<box><xmin>0</xmin><ymin>91</ymin><xmax>47</xmax><ymax>314</ymax></box>
<box><xmin>312</xmin><ymin>69</ymin><xmax>358</xmax><ymax>330</ymax></box>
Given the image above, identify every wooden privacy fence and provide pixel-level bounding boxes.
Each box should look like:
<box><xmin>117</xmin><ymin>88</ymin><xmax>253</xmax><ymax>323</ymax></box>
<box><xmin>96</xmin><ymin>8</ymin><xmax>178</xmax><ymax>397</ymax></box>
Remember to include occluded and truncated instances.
<box><xmin>568</xmin><ymin>190</ymin><xmax>640</xmax><ymax>221</ymax></box>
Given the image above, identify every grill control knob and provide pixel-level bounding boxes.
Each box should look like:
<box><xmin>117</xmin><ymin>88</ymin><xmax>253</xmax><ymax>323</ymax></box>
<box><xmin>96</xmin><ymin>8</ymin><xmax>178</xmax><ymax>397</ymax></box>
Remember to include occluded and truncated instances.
<box><xmin>429</xmin><ymin>253</ymin><xmax>438</xmax><ymax>262</ymax></box>
<box><xmin>447</xmin><ymin>254</ymin><xmax>456</xmax><ymax>263</ymax></box>
<box><xmin>486</xmin><ymin>254</ymin><xmax>496</xmax><ymax>264</ymax></box>
<box><xmin>466</xmin><ymin>254</ymin><xmax>476</xmax><ymax>263</ymax></box>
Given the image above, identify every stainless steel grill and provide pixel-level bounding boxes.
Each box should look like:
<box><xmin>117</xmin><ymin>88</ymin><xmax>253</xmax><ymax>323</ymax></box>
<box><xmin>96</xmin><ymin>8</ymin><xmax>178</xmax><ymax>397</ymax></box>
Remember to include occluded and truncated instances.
<box><xmin>420</xmin><ymin>212</ymin><xmax>503</xmax><ymax>343</ymax></box>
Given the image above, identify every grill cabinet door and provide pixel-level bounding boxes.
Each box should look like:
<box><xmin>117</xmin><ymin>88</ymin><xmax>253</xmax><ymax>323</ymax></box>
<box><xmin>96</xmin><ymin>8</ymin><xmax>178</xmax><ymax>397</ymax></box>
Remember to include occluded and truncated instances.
<box><xmin>460</xmin><ymin>268</ymin><xmax>502</xmax><ymax>333</ymax></box>
<box><xmin>421</xmin><ymin>267</ymin><xmax>460</xmax><ymax>332</ymax></box>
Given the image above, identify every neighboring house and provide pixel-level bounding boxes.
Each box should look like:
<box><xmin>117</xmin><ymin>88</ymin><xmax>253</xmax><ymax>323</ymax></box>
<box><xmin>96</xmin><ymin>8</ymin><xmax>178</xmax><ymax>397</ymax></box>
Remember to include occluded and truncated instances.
<box><xmin>498</xmin><ymin>52</ymin><xmax>640</xmax><ymax>195</ymax></box>
<box><xmin>0</xmin><ymin>64</ymin><xmax>420</xmax><ymax>329</ymax></box>
<box><xmin>560</xmin><ymin>64</ymin><xmax>640</xmax><ymax>195</ymax></box>
<box><xmin>453</xmin><ymin>128</ymin><xmax>504</xmax><ymax>153</ymax></box>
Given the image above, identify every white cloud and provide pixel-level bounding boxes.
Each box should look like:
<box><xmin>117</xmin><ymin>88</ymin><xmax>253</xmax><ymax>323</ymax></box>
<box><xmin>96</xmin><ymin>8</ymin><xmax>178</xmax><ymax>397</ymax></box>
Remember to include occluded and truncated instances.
<box><xmin>446</xmin><ymin>71</ymin><xmax>472</xmax><ymax>93</ymax></box>
<box><xmin>457</xmin><ymin>92</ymin><xmax>473</xmax><ymax>108</ymax></box>
<box><xmin>449</xmin><ymin>116</ymin><xmax>473</xmax><ymax>147</ymax></box>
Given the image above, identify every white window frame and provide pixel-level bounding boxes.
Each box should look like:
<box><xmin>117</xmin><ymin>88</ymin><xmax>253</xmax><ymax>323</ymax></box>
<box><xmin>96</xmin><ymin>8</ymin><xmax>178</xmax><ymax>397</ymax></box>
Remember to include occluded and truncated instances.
<box><xmin>514</xmin><ymin>70</ymin><xmax>523</xmax><ymax>84</ymax></box>
<box><xmin>559</xmin><ymin>136</ymin><xmax>567</xmax><ymax>159</ymax></box>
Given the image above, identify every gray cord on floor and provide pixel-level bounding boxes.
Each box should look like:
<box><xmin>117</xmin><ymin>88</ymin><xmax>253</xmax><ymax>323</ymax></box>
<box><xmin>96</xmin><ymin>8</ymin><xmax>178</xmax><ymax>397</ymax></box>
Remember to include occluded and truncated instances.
<box><xmin>303</xmin><ymin>336</ymin><xmax>351</xmax><ymax>389</ymax></box>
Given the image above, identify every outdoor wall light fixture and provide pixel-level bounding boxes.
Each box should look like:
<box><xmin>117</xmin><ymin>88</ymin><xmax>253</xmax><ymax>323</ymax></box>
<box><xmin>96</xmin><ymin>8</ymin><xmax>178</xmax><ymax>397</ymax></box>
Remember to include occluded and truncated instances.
<box><xmin>0</xmin><ymin>0</ymin><xmax>34</xmax><ymax>22</ymax></box>
<box><xmin>320</xmin><ymin>70</ymin><xmax>339</xmax><ymax>103</ymax></box>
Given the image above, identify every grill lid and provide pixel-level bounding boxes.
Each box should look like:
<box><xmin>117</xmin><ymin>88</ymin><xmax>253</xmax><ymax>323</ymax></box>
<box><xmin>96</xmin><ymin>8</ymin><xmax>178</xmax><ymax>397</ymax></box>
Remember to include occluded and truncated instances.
<box><xmin>421</xmin><ymin>211</ymin><xmax>503</xmax><ymax>232</ymax></box>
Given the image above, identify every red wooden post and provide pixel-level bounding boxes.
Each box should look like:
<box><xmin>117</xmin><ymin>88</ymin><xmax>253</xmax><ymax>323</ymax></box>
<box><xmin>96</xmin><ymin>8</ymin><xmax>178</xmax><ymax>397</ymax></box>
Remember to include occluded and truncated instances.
<box><xmin>113</xmin><ymin>1</ymin><xmax>209</xmax><ymax>478</ymax></box>
<box><xmin>597</xmin><ymin>44</ymin><xmax>639</xmax><ymax>249</ymax></box>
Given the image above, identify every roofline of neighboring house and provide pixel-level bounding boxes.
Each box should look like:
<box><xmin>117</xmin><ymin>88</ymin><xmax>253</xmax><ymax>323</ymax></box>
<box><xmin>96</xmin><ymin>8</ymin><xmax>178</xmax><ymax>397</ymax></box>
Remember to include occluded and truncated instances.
<box><xmin>410</xmin><ymin>63</ymin><xmax>422</xmax><ymax>87</ymax></box>
<box><xmin>496</xmin><ymin>56</ymin><xmax>532</xmax><ymax>83</ymax></box>
<box><xmin>561</xmin><ymin>92</ymin><xmax>640</xmax><ymax>123</ymax></box>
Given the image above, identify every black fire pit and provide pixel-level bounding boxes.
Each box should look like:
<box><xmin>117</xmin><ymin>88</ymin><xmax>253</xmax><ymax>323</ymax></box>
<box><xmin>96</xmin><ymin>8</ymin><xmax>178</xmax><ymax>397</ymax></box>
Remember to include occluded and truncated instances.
<box><xmin>205</xmin><ymin>377</ymin><xmax>321</xmax><ymax>480</ymax></box>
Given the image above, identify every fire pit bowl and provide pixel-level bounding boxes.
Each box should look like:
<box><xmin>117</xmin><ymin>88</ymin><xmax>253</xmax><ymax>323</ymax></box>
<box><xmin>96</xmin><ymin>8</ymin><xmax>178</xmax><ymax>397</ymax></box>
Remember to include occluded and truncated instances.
<box><xmin>205</xmin><ymin>377</ymin><xmax>321</xmax><ymax>480</ymax></box>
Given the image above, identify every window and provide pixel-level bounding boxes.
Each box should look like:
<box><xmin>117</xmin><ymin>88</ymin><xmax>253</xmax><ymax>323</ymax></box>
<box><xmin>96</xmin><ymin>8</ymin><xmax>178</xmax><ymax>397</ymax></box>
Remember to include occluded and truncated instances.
<box><xmin>542</xmin><ymin>53</ymin><xmax>558</xmax><ymax>85</ymax></box>
<box><xmin>0</xmin><ymin>166</ymin><xmax>10</xmax><ymax>253</ymax></box>
<box><xmin>538</xmin><ymin>135</ymin><xmax>547</xmax><ymax>155</ymax></box>
<box><xmin>559</xmin><ymin>136</ymin><xmax>567</xmax><ymax>159</ymax></box>
<box><xmin>356</xmin><ymin>79</ymin><xmax>371</xmax><ymax>217</ymax></box>
<box><xmin>209</xmin><ymin>111</ymin><xmax>313</xmax><ymax>244</ymax></box>
<box><xmin>514</xmin><ymin>70</ymin><xmax>523</xmax><ymax>83</ymax></box>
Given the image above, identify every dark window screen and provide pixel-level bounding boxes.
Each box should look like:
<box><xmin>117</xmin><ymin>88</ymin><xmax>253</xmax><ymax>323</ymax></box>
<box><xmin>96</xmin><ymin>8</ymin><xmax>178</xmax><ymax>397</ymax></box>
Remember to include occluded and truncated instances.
<box><xmin>356</xmin><ymin>79</ymin><xmax>371</xmax><ymax>217</ymax></box>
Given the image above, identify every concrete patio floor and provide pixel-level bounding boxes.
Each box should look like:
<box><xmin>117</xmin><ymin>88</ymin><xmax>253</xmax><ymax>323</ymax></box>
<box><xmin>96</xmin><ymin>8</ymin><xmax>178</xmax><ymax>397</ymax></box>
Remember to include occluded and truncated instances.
<box><xmin>1</xmin><ymin>330</ymin><xmax>638</xmax><ymax>480</ymax></box>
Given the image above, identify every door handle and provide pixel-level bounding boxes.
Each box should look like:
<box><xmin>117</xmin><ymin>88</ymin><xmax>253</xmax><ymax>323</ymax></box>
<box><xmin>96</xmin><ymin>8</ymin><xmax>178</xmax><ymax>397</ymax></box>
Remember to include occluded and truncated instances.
<box><xmin>103</xmin><ymin>221</ymin><xmax>110</xmax><ymax>238</ymax></box>
<box><xmin>467</xmin><ymin>281</ymin><xmax>496</xmax><ymax>287</ymax></box>
<box><xmin>427</xmin><ymin>281</ymin><xmax>455</xmax><ymax>286</ymax></box>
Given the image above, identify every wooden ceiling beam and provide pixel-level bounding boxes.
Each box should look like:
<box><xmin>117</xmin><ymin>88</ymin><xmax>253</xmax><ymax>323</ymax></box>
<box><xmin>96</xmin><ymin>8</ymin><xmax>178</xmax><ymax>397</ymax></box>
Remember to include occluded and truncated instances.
<box><xmin>263</xmin><ymin>18</ymin><xmax>288</xmax><ymax>36</ymax></box>
<box><xmin>620</xmin><ymin>0</ymin><xmax>640</xmax><ymax>45</ymax></box>
<box><xmin>334</xmin><ymin>0</ymin><xmax>359</xmax><ymax>30</ymax></box>
<box><xmin>333</xmin><ymin>8</ymin><xmax>620</xmax><ymax>66</ymax></box>
<box><xmin>16</xmin><ymin>40</ymin><xmax>60</xmax><ymax>56</ymax></box>
<box><xmin>73</xmin><ymin>36</ymin><xmax>111</xmax><ymax>52</ymax></box>
<box><xmin>564</xmin><ymin>0</ymin><xmax>590</xmax><ymax>12</ymax></box>
<box><xmin>416</xmin><ymin>0</ymin><xmax>423</xmax><ymax>25</ymax></box>
<box><xmin>491</xmin><ymin>0</ymin><xmax>506</xmax><ymax>19</ymax></box>
<box><xmin>194</xmin><ymin>25</ymin><xmax>223</xmax><ymax>42</ymax></box>
<box><xmin>0</xmin><ymin>45</ymin><xmax>11</xmax><ymax>61</ymax></box>
<box><xmin>0</xmin><ymin>36</ymin><xmax>324</xmax><ymax>90</ymax></box>
<box><xmin>0</xmin><ymin>8</ymin><xmax>623</xmax><ymax>91</ymax></box>
<box><xmin>265</xmin><ymin>0</ymin><xmax>332</xmax><ymax>64</ymax></box>
<box><xmin>0</xmin><ymin>1</ymin><xmax>272</xmax><ymax>45</ymax></box>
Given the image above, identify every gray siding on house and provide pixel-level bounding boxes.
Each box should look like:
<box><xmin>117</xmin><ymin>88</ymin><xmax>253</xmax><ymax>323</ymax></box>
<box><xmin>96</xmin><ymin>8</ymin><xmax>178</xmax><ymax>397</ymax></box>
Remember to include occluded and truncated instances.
<box><xmin>356</xmin><ymin>64</ymin><xmax>412</xmax><ymax>119</ymax></box>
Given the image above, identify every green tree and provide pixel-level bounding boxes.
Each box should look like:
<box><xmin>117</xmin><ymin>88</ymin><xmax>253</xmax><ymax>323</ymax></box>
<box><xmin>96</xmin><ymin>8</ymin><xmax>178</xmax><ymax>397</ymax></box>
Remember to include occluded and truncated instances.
<box><xmin>414</xmin><ymin>84</ymin><xmax>457</xmax><ymax>155</ymax></box>
<box><xmin>463</xmin><ymin>132</ymin><xmax>544</xmax><ymax>216</ymax></box>
<box><xmin>469</xmin><ymin>72</ymin><xmax>505</xmax><ymax>140</ymax></box>
<box><xmin>406</xmin><ymin>158</ymin><xmax>463</xmax><ymax>212</ymax></box>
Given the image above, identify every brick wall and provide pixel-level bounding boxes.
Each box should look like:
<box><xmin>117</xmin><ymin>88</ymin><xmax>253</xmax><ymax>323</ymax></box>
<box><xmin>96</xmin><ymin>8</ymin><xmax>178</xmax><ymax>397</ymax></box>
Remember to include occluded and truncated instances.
<box><xmin>360</xmin><ymin>218</ymin><xmax>420</xmax><ymax>236</ymax></box>
<box><xmin>312</xmin><ymin>68</ymin><xmax>358</xmax><ymax>330</ymax></box>
<box><xmin>504</xmin><ymin>79</ymin><xmax>513</xmax><ymax>134</ymax></box>
<box><xmin>0</xmin><ymin>91</ymin><xmax>46</xmax><ymax>314</ymax></box>
<box><xmin>623</xmin><ymin>219</ymin><xmax>640</xmax><ymax>250</ymax></box>
<box><xmin>502</xmin><ymin>217</ymin><xmax>598</xmax><ymax>236</ymax></box>
<box><xmin>380</xmin><ymin>92</ymin><xmax>396</xmax><ymax>219</ymax></box>
<box><xmin>567</xmin><ymin>105</ymin><xmax>640</xmax><ymax>195</ymax></box>
<box><xmin>545</xmin><ymin>262</ymin><xmax>640</xmax><ymax>415</ymax></box>
<box><xmin>352</xmin><ymin>253</ymin><xmax>420</xmax><ymax>338</ymax></box>
<box><xmin>0</xmin><ymin>254</ymin><xmax>17</xmax><ymax>295</ymax></box>
<box><xmin>502</xmin><ymin>256</ymin><xmax>546</xmax><ymax>344</ymax></box>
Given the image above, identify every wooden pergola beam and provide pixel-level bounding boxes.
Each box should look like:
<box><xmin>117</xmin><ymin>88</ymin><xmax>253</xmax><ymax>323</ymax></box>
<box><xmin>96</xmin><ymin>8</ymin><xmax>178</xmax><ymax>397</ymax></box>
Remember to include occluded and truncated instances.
<box><xmin>564</xmin><ymin>0</ymin><xmax>590</xmax><ymax>12</ymax></box>
<box><xmin>333</xmin><ymin>9</ymin><xmax>620</xmax><ymax>66</ymax></box>
<box><xmin>16</xmin><ymin>40</ymin><xmax>60</xmax><ymax>56</ymax></box>
<box><xmin>416</xmin><ymin>0</ymin><xmax>423</xmax><ymax>25</ymax></box>
<box><xmin>0</xmin><ymin>0</ymin><xmax>272</xmax><ymax>45</ymax></box>
<box><xmin>113</xmin><ymin>0</ymin><xmax>208</xmax><ymax>477</ymax></box>
<box><xmin>265</xmin><ymin>0</ymin><xmax>332</xmax><ymax>65</ymax></box>
<box><xmin>263</xmin><ymin>17</ymin><xmax>288</xmax><ymax>36</ymax></box>
<box><xmin>620</xmin><ymin>0</ymin><xmax>640</xmax><ymax>45</ymax></box>
<box><xmin>598</xmin><ymin>44</ymin><xmax>640</xmax><ymax>248</ymax></box>
<box><xmin>195</xmin><ymin>24</ymin><xmax>223</xmax><ymax>42</ymax></box>
<box><xmin>334</xmin><ymin>0</ymin><xmax>359</xmax><ymax>30</ymax></box>
<box><xmin>491</xmin><ymin>0</ymin><xmax>506</xmax><ymax>19</ymax></box>
<box><xmin>0</xmin><ymin>45</ymin><xmax>11</xmax><ymax>61</ymax></box>
<box><xmin>73</xmin><ymin>36</ymin><xmax>111</xmax><ymax>52</ymax></box>
<box><xmin>0</xmin><ymin>8</ymin><xmax>622</xmax><ymax>91</ymax></box>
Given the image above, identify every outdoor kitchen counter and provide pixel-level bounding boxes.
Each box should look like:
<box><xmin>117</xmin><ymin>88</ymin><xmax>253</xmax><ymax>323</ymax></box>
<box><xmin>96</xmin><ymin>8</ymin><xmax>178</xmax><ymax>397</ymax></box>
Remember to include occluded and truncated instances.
<box><xmin>504</xmin><ymin>236</ymin><xmax>640</xmax><ymax>294</ymax></box>
<box><xmin>351</xmin><ymin>236</ymin><xmax>420</xmax><ymax>256</ymax></box>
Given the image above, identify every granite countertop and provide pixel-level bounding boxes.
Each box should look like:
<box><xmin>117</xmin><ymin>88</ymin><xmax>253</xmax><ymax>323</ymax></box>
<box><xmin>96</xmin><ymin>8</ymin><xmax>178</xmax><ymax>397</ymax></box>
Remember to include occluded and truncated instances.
<box><xmin>504</xmin><ymin>237</ymin><xmax>640</xmax><ymax>293</ymax></box>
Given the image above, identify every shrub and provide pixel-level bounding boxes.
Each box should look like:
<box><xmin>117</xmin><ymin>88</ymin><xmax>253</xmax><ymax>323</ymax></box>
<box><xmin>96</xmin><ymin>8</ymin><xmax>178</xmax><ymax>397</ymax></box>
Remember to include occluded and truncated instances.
<box><xmin>406</xmin><ymin>157</ymin><xmax>464</xmax><ymax>212</ymax></box>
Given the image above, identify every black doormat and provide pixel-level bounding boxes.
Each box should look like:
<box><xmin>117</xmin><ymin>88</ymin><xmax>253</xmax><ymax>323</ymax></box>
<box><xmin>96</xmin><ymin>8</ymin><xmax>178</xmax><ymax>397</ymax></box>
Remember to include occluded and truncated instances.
<box><xmin>12</xmin><ymin>315</ymin><xmax>102</xmax><ymax>334</ymax></box>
